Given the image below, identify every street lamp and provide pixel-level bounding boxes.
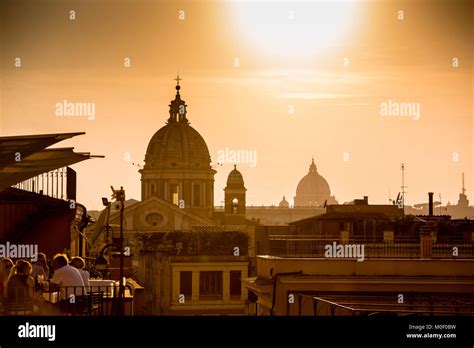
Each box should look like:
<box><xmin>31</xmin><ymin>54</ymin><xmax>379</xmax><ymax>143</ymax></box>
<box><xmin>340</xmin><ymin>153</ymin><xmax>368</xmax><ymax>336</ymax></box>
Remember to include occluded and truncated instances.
<box><xmin>95</xmin><ymin>186</ymin><xmax>126</xmax><ymax>315</ymax></box>
<box><xmin>102</xmin><ymin>197</ymin><xmax>111</xmax><ymax>242</ymax></box>
<box><xmin>111</xmin><ymin>186</ymin><xmax>126</xmax><ymax>315</ymax></box>
<box><xmin>94</xmin><ymin>242</ymin><xmax>123</xmax><ymax>315</ymax></box>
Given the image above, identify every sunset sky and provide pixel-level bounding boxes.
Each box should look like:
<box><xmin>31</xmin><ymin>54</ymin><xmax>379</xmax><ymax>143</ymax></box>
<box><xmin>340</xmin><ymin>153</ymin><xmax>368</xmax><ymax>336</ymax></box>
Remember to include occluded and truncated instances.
<box><xmin>1</xmin><ymin>0</ymin><xmax>472</xmax><ymax>211</ymax></box>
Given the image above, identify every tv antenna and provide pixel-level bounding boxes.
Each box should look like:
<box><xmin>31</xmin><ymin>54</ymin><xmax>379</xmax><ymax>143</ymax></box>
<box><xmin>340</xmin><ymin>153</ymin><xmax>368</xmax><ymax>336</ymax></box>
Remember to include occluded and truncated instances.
<box><xmin>439</xmin><ymin>193</ymin><xmax>442</xmax><ymax>215</ymax></box>
<box><xmin>462</xmin><ymin>172</ymin><xmax>466</xmax><ymax>196</ymax></box>
<box><xmin>400</xmin><ymin>163</ymin><xmax>407</xmax><ymax>213</ymax></box>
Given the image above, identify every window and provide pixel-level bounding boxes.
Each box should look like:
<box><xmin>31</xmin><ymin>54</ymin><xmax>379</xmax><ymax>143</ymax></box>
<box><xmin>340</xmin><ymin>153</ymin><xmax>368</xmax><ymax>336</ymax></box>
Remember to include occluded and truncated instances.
<box><xmin>230</xmin><ymin>271</ymin><xmax>241</xmax><ymax>300</ymax></box>
<box><xmin>193</xmin><ymin>184</ymin><xmax>200</xmax><ymax>206</ymax></box>
<box><xmin>146</xmin><ymin>213</ymin><xmax>163</xmax><ymax>227</ymax></box>
<box><xmin>199</xmin><ymin>271</ymin><xmax>223</xmax><ymax>300</ymax></box>
<box><xmin>180</xmin><ymin>271</ymin><xmax>192</xmax><ymax>299</ymax></box>
<box><xmin>170</xmin><ymin>184</ymin><xmax>179</xmax><ymax>205</ymax></box>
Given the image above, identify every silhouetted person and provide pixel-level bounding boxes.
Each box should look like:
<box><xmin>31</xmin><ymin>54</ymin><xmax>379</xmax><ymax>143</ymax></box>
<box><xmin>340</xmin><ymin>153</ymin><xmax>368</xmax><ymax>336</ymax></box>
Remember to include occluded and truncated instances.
<box><xmin>32</xmin><ymin>253</ymin><xmax>49</xmax><ymax>282</ymax></box>
<box><xmin>5</xmin><ymin>260</ymin><xmax>36</xmax><ymax>314</ymax></box>
<box><xmin>50</xmin><ymin>254</ymin><xmax>86</xmax><ymax>299</ymax></box>
<box><xmin>0</xmin><ymin>258</ymin><xmax>14</xmax><ymax>304</ymax></box>
<box><xmin>70</xmin><ymin>257</ymin><xmax>90</xmax><ymax>288</ymax></box>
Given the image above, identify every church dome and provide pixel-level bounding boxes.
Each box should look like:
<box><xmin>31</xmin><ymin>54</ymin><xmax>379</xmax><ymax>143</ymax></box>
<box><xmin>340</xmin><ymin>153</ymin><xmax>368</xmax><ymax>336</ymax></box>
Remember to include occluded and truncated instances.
<box><xmin>226</xmin><ymin>165</ymin><xmax>245</xmax><ymax>188</ymax></box>
<box><xmin>295</xmin><ymin>158</ymin><xmax>331</xmax><ymax>207</ymax></box>
<box><xmin>279</xmin><ymin>196</ymin><xmax>289</xmax><ymax>208</ymax></box>
<box><xmin>143</xmin><ymin>80</ymin><xmax>212</xmax><ymax>170</ymax></box>
<box><xmin>144</xmin><ymin>123</ymin><xmax>211</xmax><ymax>169</ymax></box>
<box><xmin>140</xmin><ymin>77</ymin><xmax>216</xmax><ymax>218</ymax></box>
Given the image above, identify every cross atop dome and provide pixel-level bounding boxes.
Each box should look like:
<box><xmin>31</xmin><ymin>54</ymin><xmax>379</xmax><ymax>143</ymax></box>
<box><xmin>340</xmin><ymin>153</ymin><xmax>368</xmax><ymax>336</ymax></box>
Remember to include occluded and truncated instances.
<box><xmin>174</xmin><ymin>74</ymin><xmax>182</xmax><ymax>93</ymax></box>
<box><xmin>168</xmin><ymin>76</ymin><xmax>188</xmax><ymax>123</ymax></box>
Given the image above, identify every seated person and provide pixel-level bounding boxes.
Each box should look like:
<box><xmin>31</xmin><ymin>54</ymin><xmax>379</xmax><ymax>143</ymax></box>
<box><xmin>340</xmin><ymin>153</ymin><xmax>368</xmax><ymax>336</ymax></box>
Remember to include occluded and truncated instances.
<box><xmin>49</xmin><ymin>254</ymin><xmax>87</xmax><ymax>304</ymax></box>
<box><xmin>4</xmin><ymin>260</ymin><xmax>36</xmax><ymax>314</ymax></box>
<box><xmin>70</xmin><ymin>257</ymin><xmax>90</xmax><ymax>288</ymax></box>
<box><xmin>32</xmin><ymin>253</ymin><xmax>49</xmax><ymax>283</ymax></box>
<box><xmin>0</xmin><ymin>258</ymin><xmax>14</xmax><ymax>304</ymax></box>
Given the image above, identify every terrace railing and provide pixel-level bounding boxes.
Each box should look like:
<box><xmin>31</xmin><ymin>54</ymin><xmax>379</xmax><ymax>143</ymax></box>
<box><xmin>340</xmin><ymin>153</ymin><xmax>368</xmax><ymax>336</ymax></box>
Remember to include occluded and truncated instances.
<box><xmin>291</xmin><ymin>293</ymin><xmax>474</xmax><ymax>316</ymax></box>
<box><xmin>268</xmin><ymin>235</ymin><xmax>474</xmax><ymax>259</ymax></box>
<box><xmin>12</xmin><ymin>167</ymin><xmax>74</xmax><ymax>201</ymax></box>
<box><xmin>0</xmin><ymin>285</ymin><xmax>134</xmax><ymax>316</ymax></box>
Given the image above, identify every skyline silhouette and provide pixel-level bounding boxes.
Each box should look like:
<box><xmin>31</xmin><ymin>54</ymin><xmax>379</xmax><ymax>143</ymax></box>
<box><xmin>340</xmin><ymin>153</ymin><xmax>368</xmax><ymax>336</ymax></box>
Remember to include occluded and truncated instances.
<box><xmin>1</xmin><ymin>0</ymin><xmax>472</xmax><ymax>211</ymax></box>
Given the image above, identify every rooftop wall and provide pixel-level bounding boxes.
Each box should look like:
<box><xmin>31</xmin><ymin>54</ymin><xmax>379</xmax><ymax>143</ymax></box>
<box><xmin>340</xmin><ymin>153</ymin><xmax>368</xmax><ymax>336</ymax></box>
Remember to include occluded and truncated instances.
<box><xmin>256</xmin><ymin>255</ymin><xmax>474</xmax><ymax>279</ymax></box>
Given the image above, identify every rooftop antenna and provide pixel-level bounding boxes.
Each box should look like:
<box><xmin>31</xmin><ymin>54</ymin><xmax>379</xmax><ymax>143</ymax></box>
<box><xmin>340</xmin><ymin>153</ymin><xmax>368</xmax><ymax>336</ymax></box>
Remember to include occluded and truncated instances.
<box><xmin>439</xmin><ymin>193</ymin><xmax>442</xmax><ymax>215</ymax></box>
<box><xmin>462</xmin><ymin>172</ymin><xmax>466</xmax><ymax>196</ymax></box>
<box><xmin>401</xmin><ymin>163</ymin><xmax>407</xmax><ymax>213</ymax></box>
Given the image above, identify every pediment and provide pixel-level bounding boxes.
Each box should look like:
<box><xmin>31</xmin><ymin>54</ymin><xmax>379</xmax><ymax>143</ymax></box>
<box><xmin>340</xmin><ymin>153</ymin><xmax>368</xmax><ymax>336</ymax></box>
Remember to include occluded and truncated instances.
<box><xmin>109</xmin><ymin>196</ymin><xmax>216</xmax><ymax>231</ymax></box>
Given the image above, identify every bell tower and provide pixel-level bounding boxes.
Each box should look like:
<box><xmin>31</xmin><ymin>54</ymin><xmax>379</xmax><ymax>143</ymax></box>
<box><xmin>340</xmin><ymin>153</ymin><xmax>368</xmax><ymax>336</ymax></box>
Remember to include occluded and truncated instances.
<box><xmin>224</xmin><ymin>165</ymin><xmax>246</xmax><ymax>215</ymax></box>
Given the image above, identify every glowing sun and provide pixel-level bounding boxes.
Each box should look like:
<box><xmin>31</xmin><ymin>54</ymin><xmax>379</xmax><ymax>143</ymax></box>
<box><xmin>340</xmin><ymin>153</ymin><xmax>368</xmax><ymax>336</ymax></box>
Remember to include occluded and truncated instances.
<box><xmin>229</xmin><ymin>1</ymin><xmax>359</xmax><ymax>58</ymax></box>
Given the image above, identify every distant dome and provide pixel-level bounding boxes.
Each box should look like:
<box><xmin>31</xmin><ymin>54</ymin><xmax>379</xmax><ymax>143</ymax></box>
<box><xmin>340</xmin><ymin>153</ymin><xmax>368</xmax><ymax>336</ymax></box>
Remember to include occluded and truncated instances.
<box><xmin>294</xmin><ymin>158</ymin><xmax>331</xmax><ymax>207</ymax></box>
<box><xmin>226</xmin><ymin>165</ymin><xmax>245</xmax><ymax>188</ymax></box>
<box><xmin>279</xmin><ymin>196</ymin><xmax>289</xmax><ymax>208</ymax></box>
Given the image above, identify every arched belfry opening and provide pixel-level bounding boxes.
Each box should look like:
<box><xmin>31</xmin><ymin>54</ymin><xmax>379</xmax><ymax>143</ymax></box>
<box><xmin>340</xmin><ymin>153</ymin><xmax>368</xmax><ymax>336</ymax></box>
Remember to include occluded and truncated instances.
<box><xmin>231</xmin><ymin>198</ymin><xmax>239</xmax><ymax>214</ymax></box>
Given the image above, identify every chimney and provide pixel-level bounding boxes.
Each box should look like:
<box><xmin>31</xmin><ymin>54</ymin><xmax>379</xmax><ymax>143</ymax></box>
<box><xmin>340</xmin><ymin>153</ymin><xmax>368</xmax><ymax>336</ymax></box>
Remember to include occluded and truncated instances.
<box><xmin>428</xmin><ymin>192</ymin><xmax>434</xmax><ymax>216</ymax></box>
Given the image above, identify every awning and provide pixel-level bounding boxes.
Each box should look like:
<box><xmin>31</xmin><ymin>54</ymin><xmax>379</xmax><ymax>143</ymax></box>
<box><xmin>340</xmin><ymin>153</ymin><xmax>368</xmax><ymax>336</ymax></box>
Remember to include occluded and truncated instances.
<box><xmin>0</xmin><ymin>132</ymin><xmax>104</xmax><ymax>191</ymax></box>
